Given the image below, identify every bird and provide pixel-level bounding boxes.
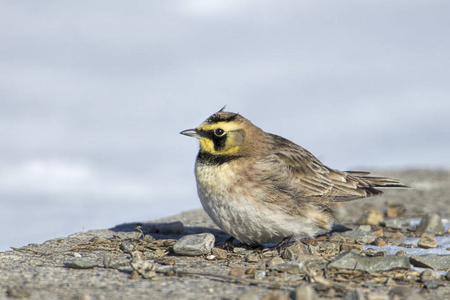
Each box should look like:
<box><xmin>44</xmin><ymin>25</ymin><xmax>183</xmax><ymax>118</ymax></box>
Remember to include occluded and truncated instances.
<box><xmin>180</xmin><ymin>108</ymin><xmax>409</xmax><ymax>246</ymax></box>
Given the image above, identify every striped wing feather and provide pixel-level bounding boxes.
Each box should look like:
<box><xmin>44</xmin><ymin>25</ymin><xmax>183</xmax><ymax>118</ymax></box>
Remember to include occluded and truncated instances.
<box><xmin>267</xmin><ymin>134</ymin><xmax>408</xmax><ymax>203</ymax></box>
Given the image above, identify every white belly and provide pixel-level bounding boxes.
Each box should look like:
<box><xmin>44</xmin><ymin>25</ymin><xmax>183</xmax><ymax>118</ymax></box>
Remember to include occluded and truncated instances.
<box><xmin>195</xmin><ymin>163</ymin><xmax>322</xmax><ymax>245</ymax></box>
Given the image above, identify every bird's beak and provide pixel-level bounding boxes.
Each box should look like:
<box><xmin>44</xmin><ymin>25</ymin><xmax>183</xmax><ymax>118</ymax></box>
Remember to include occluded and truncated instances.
<box><xmin>180</xmin><ymin>128</ymin><xmax>202</xmax><ymax>139</ymax></box>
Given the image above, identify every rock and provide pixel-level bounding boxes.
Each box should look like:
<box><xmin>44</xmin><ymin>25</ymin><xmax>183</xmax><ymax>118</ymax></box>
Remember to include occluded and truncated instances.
<box><xmin>282</xmin><ymin>241</ymin><xmax>310</xmax><ymax>260</ymax></box>
<box><xmin>446</xmin><ymin>270</ymin><xmax>450</xmax><ymax>281</ymax></box>
<box><xmin>245</xmin><ymin>252</ymin><xmax>260</xmax><ymax>262</ymax></box>
<box><xmin>363</xmin><ymin>248</ymin><xmax>386</xmax><ymax>257</ymax></box>
<box><xmin>423</xmin><ymin>280</ymin><xmax>444</xmax><ymax>289</ymax></box>
<box><xmin>380</xmin><ymin>218</ymin><xmax>410</xmax><ymax>230</ymax></box>
<box><xmin>6</xmin><ymin>286</ymin><xmax>32</xmax><ymax>298</ymax></box>
<box><xmin>103</xmin><ymin>255</ymin><xmax>129</xmax><ymax>269</ymax></box>
<box><xmin>416</xmin><ymin>212</ymin><xmax>444</xmax><ymax>235</ymax></box>
<box><xmin>356</xmin><ymin>225</ymin><xmax>372</xmax><ymax>232</ymax></box>
<box><xmin>410</xmin><ymin>255</ymin><xmax>450</xmax><ymax>270</ymax></box>
<box><xmin>373</xmin><ymin>228</ymin><xmax>384</xmax><ymax>237</ymax></box>
<box><xmin>328</xmin><ymin>251</ymin><xmax>410</xmax><ymax>273</ymax></box>
<box><xmin>267</xmin><ymin>256</ymin><xmax>284</xmax><ymax>267</ymax></box>
<box><xmin>119</xmin><ymin>241</ymin><xmax>135</xmax><ymax>252</ymax></box>
<box><xmin>342</xmin><ymin>289</ymin><xmax>365</xmax><ymax>300</ymax></box>
<box><xmin>342</xmin><ymin>230</ymin><xmax>377</xmax><ymax>244</ymax></box>
<box><xmin>389</xmin><ymin>287</ymin><xmax>424</xmax><ymax>300</ymax></box>
<box><xmin>395</xmin><ymin>251</ymin><xmax>408</xmax><ymax>257</ymax></box>
<box><xmin>329</xmin><ymin>232</ymin><xmax>346</xmax><ymax>243</ymax></box>
<box><xmin>417</xmin><ymin>233</ymin><xmax>436</xmax><ymax>249</ymax></box>
<box><xmin>341</xmin><ymin>244</ymin><xmax>362</xmax><ymax>252</ymax></box>
<box><xmin>319</xmin><ymin>242</ymin><xmax>337</xmax><ymax>252</ymax></box>
<box><xmin>373</xmin><ymin>238</ymin><xmax>387</xmax><ymax>247</ymax></box>
<box><xmin>130</xmin><ymin>258</ymin><xmax>156</xmax><ymax>279</ymax></box>
<box><xmin>295</xmin><ymin>283</ymin><xmax>319</xmax><ymax>300</ymax></box>
<box><xmin>357</xmin><ymin>209</ymin><xmax>384</xmax><ymax>225</ymax></box>
<box><xmin>388</xmin><ymin>232</ymin><xmax>406</xmax><ymax>245</ymax></box>
<box><xmin>211</xmin><ymin>248</ymin><xmax>228</xmax><ymax>260</ymax></box>
<box><xmin>172</xmin><ymin>233</ymin><xmax>215</xmax><ymax>256</ymax></box>
<box><xmin>420</xmin><ymin>269</ymin><xmax>436</xmax><ymax>282</ymax></box>
<box><xmin>64</xmin><ymin>258</ymin><xmax>98</xmax><ymax>269</ymax></box>
<box><xmin>229</xmin><ymin>267</ymin><xmax>245</xmax><ymax>276</ymax></box>
<box><xmin>254</xmin><ymin>270</ymin><xmax>266</xmax><ymax>280</ymax></box>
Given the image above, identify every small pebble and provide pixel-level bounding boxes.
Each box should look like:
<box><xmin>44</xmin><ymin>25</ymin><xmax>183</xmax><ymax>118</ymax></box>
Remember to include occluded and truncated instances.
<box><xmin>229</xmin><ymin>267</ymin><xmax>245</xmax><ymax>276</ymax></box>
<box><xmin>373</xmin><ymin>228</ymin><xmax>384</xmax><ymax>237</ymax></box>
<box><xmin>246</xmin><ymin>252</ymin><xmax>260</xmax><ymax>262</ymax></box>
<box><xmin>446</xmin><ymin>270</ymin><xmax>450</xmax><ymax>281</ymax></box>
<box><xmin>423</xmin><ymin>280</ymin><xmax>444</xmax><ymax>289</ymax></box>
<box><xmin>172</xmin><ymin>233</ymin><xmax>215</xmax><ymax>256</ymax></box>
<box><xmin>120</xmin><ymin>241</ymin><xmax>135</xmax><ymax>253</ymax></box>
<box><xmin>395</xmin><ymin>251</ymin><xmax>408</xmax><ymax>257</ymax></box>
<box><xmin>103</xmin><ymin>255</ymin><xmax>128</xmax><ymax>269</ymax></box>
<box><xmin>254</xmin><ymin>270</ymin><xmax>266</xmax><ymax>280</ymax></box>
<box><xmin>295</xmin><ymin>283</ymin><xmax>319</xmax><ymax>300</ymax></box>
<box><xmin>417</xmin><ymin>233</ymin><xmax>437</xmax><ymax>249</ymax></box>
<box><xmin>416</xmin><ymin>212</ymin><xmax>444</xmax><ymax>235</ymax></box>
<box><xmin>211</xmin><ymin>248</ymin><xmax>228</xmax><ymax>260</ymax></box>
<box><xmin>373</xmin><ymin>238</ymin><xmax>387</xmax><ymax>247</ymax></box>
<box><xmin>363</xmin><ymin>248</ymin><xmax>386</xmax><ymax>257</ymax></box>
<box><xmin>64</xmin><ymin>258</ymin><xmax>98</xmax><ymax>269</ymax></box>
<box><xmin>341</xmin><ymin>244</ymin><xmax>362</xmax><ymax>252</ymax></box>
<box><xmin>245</xmin><ymin>268</ymin><xmax>258</xmax><ymax>275</ymax></box>
<box><xmin>420</xmin><ymin>269</ymin><xmax>436</xmax><ymax>282</ymax></box>
<box><xmin>266</xmin><ymin>256</ymin><xmax>284</xmax><ymax>267</ymax></box>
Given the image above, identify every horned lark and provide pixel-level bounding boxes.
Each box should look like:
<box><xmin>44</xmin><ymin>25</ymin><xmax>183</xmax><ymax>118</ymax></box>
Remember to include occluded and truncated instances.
<box><xmin>181</xmin><ymin>108</ymin><xmax>408</xmax><ymax>245</ymax></box>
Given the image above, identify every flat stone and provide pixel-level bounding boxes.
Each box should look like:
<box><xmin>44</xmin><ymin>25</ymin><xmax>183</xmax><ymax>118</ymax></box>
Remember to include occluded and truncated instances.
<box><xmin>295</xmin><ymin>283</ymin><xmax>319</xmax><ymax>300</ymax></box>
<box><xmin>410</xmin><ymin>255</ymin><xmax>450</xmax><ymax>270</ymax></box>
<box><xmin>416</xmin><ymin>213</ymin><xmax>444</xmax><ymax>235</ymax></box>
<box><xmin>342</xmin><ymin>230</ymin><xmax>377</xmax><ymax>244</ymax></box>
<box><xmin>417</xmin><ymin>233</ymin><xmax>436</xmax><ymax>249</ymax></box>
<box><xmin>282</xmin><ymin>241</ymin><xmax>310</xmax><ymax>260</ymax></box>
<box><xmin>64</xmin><ymin>258</ymin><xmax>98</xmax><ymax>269</ymax></box>
<box><xmin>172</xmin><ymin>233</ymin><xmax>215</xmax><ymax>256</ymax></box>
<box><xmin>380</xmin><ymin>218</ymin><xmax>410</xmax><ymax>230</ymax></box>
<box><xmin>328</xmin><ymin>251</ymin><xmax>410</xmax><ymax>273</ymax></box>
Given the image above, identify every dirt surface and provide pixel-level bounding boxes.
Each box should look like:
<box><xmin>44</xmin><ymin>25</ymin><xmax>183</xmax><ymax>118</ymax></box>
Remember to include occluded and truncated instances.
<box><xmin>0</xmin><ymin>169</ymin><xmax>449</xmax><ymax>300</ymax></box>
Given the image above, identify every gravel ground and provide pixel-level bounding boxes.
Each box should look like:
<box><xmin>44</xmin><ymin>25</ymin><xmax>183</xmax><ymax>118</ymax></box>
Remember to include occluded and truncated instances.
<box><xmin>0</xmin><ymin>169</ymin><xmax>449</xmax><ymax>300</ymax></box>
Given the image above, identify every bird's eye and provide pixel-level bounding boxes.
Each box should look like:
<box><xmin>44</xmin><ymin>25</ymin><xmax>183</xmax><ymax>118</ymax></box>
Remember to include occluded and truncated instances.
<box><xmin>214</xmin><ymin>128</ymin><xmax>225</xmax><ymax>136</ymax></box>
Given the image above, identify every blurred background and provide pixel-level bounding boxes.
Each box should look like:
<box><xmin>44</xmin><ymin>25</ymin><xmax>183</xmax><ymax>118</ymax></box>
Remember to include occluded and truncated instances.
<box><xmin>1</xmin><ymin>1</ymin><xmax>449</xmax><ymax>251</ymax></box>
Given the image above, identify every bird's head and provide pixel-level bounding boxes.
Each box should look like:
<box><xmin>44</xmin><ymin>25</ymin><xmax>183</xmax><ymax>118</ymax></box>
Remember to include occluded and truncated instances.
<box><xmin>180</xmin><ymin>109</ymin><xmax>263</xmax><ymax>157</ymax></box>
